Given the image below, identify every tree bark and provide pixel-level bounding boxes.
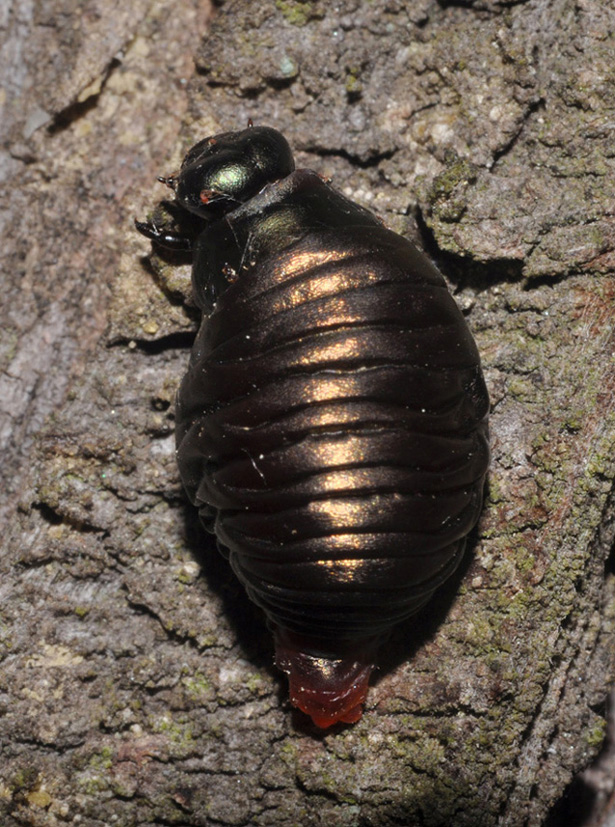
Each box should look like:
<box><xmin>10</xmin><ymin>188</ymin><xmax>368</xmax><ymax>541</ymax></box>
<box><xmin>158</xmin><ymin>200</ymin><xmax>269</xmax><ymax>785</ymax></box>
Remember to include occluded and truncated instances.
<box><xmin>1</xmin><ymin>1</ymin><xmax>614</xmax><ymax>826</ymax></box>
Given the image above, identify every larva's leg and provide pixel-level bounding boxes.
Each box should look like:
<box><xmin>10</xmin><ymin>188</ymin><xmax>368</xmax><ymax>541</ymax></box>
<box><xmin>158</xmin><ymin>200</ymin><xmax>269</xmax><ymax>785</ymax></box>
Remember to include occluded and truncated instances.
<box><xmin>134</xmin><ymin>219</ymin><xmax>193</xmax><ymax>252</ymax></box>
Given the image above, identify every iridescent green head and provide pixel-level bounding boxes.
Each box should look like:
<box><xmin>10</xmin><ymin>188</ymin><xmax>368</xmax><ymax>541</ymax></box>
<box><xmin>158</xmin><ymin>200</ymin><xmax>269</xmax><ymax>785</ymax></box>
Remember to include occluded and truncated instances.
<box><xmin>164</xmin><ymin>126</ymin><xmax>296</xmax><ymax>220</ymax></box>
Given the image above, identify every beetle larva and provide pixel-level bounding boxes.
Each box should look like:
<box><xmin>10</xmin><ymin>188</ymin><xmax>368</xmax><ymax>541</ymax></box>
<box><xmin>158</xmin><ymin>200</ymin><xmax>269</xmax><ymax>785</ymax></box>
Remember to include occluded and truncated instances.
<box><xmin>136</xmin><ymin>125</ymin><xmax>490</xmax><ymax>728</ymax></box>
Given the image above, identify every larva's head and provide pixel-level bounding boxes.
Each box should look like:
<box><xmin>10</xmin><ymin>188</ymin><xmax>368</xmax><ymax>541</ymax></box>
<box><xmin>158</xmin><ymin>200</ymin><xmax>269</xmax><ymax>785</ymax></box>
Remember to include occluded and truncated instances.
<box><xmin>273</xmin><ymin>627</ymin><xmax>378</xmax><ymax>729</ymax></box>
<box><xmin>162</xmin><ymin>126</ymin><xmax>295</xmax><ymax>220</ymax></box>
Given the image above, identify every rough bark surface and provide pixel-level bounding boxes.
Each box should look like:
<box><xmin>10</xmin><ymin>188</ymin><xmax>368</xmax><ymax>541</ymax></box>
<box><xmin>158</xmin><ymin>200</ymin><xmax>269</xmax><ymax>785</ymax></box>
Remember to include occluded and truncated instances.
<box><xmin>1</xmin><ymin>1</ymin><xmax>614</xmax><ymax>826</ymax></box>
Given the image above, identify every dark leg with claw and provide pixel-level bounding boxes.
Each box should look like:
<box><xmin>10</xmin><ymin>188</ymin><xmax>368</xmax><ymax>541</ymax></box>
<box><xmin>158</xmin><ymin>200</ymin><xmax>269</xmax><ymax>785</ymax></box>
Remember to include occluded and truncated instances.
<box><xmin>134</xmin><ymin>219</ymin><xmax>193</xmax><ymax>252</ymax></box>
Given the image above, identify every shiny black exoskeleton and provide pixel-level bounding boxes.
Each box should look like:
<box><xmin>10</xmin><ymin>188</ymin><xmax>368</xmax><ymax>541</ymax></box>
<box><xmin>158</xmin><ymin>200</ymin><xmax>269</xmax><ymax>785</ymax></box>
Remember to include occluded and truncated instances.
<box><xmin>137</xmin><ymin>125</ymin><xmax>490</xmax><ymax>727</ymax></box>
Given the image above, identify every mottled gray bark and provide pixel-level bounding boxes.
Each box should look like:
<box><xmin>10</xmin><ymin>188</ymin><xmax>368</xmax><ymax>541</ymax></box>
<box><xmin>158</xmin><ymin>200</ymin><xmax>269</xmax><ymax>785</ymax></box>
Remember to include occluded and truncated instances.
<box><xmin>1</xmin><ymin>1</ymin><xmax>614</xmax><ymax>826</ymax></box>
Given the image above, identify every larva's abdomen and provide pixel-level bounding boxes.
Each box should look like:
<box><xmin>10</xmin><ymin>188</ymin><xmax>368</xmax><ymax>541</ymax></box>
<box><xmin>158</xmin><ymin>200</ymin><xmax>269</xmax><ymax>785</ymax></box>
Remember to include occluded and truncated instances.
<box><xmin>176</xmin><ymin>218</ymin><xmax>488</xmax><ymax>725</ymax></box>
<box><xmin>138</xmin><ymin>127</ymin><xmax>489</xmax><ymax>728</ymax></box>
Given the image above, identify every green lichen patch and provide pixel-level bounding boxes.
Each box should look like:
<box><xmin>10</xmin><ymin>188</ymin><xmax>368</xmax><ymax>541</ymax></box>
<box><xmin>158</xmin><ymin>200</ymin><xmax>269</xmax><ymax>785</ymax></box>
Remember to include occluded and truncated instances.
<box><xmin>275</xmin><ymin>0</ymin><xmax>325</xmax><ymax>27</ymax></box>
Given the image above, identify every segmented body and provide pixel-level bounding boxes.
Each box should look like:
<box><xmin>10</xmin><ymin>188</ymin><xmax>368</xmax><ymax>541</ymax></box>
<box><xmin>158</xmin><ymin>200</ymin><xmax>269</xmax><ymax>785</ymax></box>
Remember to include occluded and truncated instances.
<box><xmin>138</xmin><ymin>128</ymin><xmax>490</xmax><ymax>727</ymax></box>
